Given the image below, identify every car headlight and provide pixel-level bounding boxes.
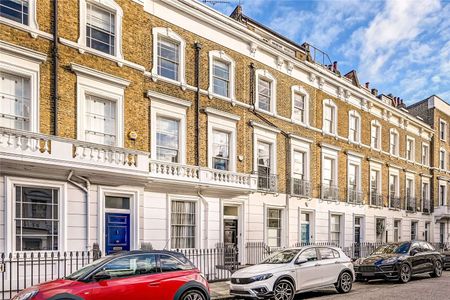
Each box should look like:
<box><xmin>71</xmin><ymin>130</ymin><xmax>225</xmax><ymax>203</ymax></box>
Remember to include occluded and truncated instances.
<box><xmin>250</xmin><ymin>273</ymin><xmax>273</xmax><ymax>282</ymax></box>
<box><xmin>382</xmin><ymin>257</ymin><xmax>398</xmax><ymax>264</ymax></box>
<box><xmin>12</xmin><ymin>290</ymin><xmax>38</xmax><ymax>300</ymax></box>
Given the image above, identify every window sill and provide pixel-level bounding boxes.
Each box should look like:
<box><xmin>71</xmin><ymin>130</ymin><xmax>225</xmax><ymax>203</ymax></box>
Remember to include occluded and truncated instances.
<box><xmin>59</xmin><ymin>37</ymin><xmax>145</xmax><ymax>72</ymax></box>
<box><xmin>0</xmin><ymin>17</ymin><xmax>53</xmax><ymax>40</ymax></box>
<box><xmin>255</xmin><ymin>108</ymin><xmax>276</xmax><ymax>117</ymax></box>
<box><xmin>144</xmin><ymin>71</ymin><xmax>190</xmax><ymax>91</ymax></box>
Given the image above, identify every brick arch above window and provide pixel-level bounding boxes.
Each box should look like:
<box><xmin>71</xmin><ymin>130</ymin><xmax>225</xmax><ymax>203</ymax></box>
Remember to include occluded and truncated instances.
<box><xmin>78</xmin><ymin>0</ymin><xmax>124</xmax><ymax>59</ymax></box>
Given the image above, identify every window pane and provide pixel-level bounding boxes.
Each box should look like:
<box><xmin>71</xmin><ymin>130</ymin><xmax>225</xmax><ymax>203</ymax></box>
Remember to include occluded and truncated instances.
<box><xmin>15</xmin><ymin>186</ymin><xmax>59</xmax><ymax>251</ymax></box>
<box><xmin>267</xmin><ymin>208</ymin><xmax>281</xmax><ymax>247</ymax></box>
<box><xmin>160</xmin><ymin>254</ymin><xmax>192</xmax><ymax>272</ymax></box>
<box><xmin>86</xmin><ymin>3</ymin><xmax>115</xmax><ymax>55</ymax></box>
<box><xmin>0</xmin><ymin>71</ymin><xmax>31</xmax><ymax>130</ymax></box>
<box><xmin>258</xmin><ymin>78</ymin><xmax>271</xmax><ymax>111</ymax></box>
<box><xmin>171</xmin><ymin>201</ymin><xmax>196</xmax><ymax>248</ymax></box>
<box><xmin>157</xmin><ymin>38</ymin><xmax>179</xmax><ymax>80</ymax></box>
<box><xmin>257</xmin><ymin>142</ymin><xmax>270</xmax><ymax>167</ymax></box>
<box><xmin>212</xmin><ymin>130</ymin><xmax>230</xmax><ymax>170</ymax></box>
<box><xmin>105</xmin><ymin>196</ymin><xmax>130</xmax><ymax>209</ymax></box>
<box><xmin>0</xmin><ymin>0</ymin><xmax>29</xmax><ymax>25</ymax></box>
<box><xmin>103</xmin><ymin>255</ymin><xmax>157</xmax><ymax>278</ymax></box>
<box><xmin>156</xmin><ymin>117</ymin><xmax>179</xmax><ymax>162</ymax></box>
<box><xmin>293</xmin><ymin>151</ymin><xmax>304</xmax><ymax>178</ymax></box>
<box><xmin>85</xmin><ymin>95</ymin><xmax>116</xmax><ymax>146</ymax></box>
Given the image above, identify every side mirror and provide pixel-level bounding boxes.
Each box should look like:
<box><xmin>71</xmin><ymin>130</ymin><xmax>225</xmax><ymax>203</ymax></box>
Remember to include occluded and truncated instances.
<box><xmin>410</xmin><ymin>249</ymin><xmax>418</xmax><ymax>256</ymax></box>
<box><xmin>93</xmin><ymin>271</ymin><xmax>111</xmax><ymax>282</ymax></box>
<box><xmin>295</xmin><ymin>258</ymin><xmax>308</xmax><ymax>265</ymax></box>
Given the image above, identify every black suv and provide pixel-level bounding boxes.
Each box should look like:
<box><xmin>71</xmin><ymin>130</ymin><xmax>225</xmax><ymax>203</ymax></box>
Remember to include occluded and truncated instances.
<box><xmin>354</xmin><ymin>241</ymin><xmax>444</xmax><ymax>283</ymax></box>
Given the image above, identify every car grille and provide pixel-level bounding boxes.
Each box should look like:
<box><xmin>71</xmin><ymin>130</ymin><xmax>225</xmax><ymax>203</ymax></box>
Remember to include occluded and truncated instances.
<box><xmin>358</xmin><ymin>266</ymin><xmax>377</xmax><ymax>272</ymax></box>
<box><xmin>231</xmin><ymin>277</ymin><xmax>253</xmax><ymax>284</ymax></box>
<box><xmin>380</xmin><ymin>265</ymin><xmax>395</xmax><ymax>272</ymax></box>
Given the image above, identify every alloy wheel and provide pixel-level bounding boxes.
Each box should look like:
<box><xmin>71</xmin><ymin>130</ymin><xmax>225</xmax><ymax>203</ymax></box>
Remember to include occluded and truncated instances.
<box><xmin>274</xmin><ymin>280</ymin><xmax>294</xmax><ymax>300</ymax></box>
<box><xmin>400</xmin><ymin>264</ymin><xmax>411</xmax><ymax>283</ymax></box>
<box><xmin>340</xmin><ymin>272</ymin><xmax>352</xmax><ymax>293</ymax></box>
<box><xmin>435</xmin><ymin>261</ymin><xmax>443</xmax><ymax>277</ymax></box>
<box><xmin>182</xmin><ymin>290</ymin><xmax>205</xmax><ymax>300</ymax></box>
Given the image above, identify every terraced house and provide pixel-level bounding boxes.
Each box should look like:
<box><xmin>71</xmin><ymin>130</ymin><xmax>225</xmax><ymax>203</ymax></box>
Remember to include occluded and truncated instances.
<box><xmin>0</xmin><ymin>0</ymin><xmax>449</xmax><ymax>265</ymax></box>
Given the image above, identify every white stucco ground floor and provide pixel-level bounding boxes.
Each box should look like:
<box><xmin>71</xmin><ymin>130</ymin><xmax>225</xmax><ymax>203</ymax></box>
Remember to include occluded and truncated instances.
<box><xmin>1</xmin><ymin>175</ymin><xmax>449</xmax><ymax>263</ymax></box>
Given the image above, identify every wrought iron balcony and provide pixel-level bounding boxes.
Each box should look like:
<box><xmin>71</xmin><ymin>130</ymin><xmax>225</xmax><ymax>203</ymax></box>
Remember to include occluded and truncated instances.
<box><xmin>257</xmin><ymin>173</ymin><xmax>278</xmax><ymax>193</ymax></box>
<box><xmin>321</xmin><ymin>183</ymin><xmax>339</xmax><ymax>201</ymax></box>
<box><xmin>347</xmin><ymin>188</ymin><xmax>363</xmax><ymax>205</ymax></box>
<box><xmin>370</xmin><ymin>192</ymin><xmax>383</xmax><ymax>207</ymax></box>
<box><xmin>406</xmin><ymin>196</ymin><xmax>417</xmax><ymax>212</ymax></box>
<box><xmin>389</xmin><ymin>195</ymin><xmax>401</xmax><ymax>209</ymax></box>
<box><xmin>422</xmin><ymin>198</ymin><xmax>431</xmax><ymax>213</ymax></box>
<box><xmin>291</xmin><ymin>178</ymin><xmax>311</xmax><ymax>197</ymax></box>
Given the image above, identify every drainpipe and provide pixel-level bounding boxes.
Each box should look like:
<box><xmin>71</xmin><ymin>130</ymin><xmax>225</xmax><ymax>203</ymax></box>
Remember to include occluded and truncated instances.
<box><xmin>194</xmin><ymin>42</ymin><xmax>202</xmax><ymax>166</ymax></box>
<box><xmin>198</xmin><ymin>191</ymin><xmax>208</xmax><ymax>247</ymax></box>
<box><xmin>52</xmin><ymin>0</ymin><xmax>59</xmax><ymax>135</ymax></box>
<box><xmin>67</xmin><ymin>171</ymin><xmax>91</xmax><ymax>250</ymax></box>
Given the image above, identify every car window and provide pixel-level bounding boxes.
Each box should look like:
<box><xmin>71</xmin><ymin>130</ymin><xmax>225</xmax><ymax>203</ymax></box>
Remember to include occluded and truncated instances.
<box><xmin>332</xmin><ymin>249</ymin><xmax>340</xmax><ymax>258</ymax></box>
<box><xmin>297</xmin><ymin>248</ymin><xmax>317</xmax><ymax>262</ymax></box>
<box><xmin>102</xmin><ymin>254</ymin><xmax>158</xmax><ymax>278</ymax></box>
<box><xmin>319</xmin><ymin>248</ymin><xmax>336</xmax><ymax>260</ymax></box>
<box><xmin>411</xmin><ymin>242</ymin><xmax>421</xmax><ymax>253</ymax></box>
<box><xmin>160</xmin><ymin>254</ymin><xmax>193</xmax><ymax>272</ymax></box>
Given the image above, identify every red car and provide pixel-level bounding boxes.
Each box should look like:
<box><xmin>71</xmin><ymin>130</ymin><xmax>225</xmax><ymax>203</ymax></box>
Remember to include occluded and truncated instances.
<box><xmin>13</xmin><ymin>250</ymin><xmax>210</xmax><ymax>300</ymax></box>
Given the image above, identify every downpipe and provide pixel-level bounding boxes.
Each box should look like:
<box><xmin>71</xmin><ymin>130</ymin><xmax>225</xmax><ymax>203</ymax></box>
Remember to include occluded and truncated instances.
<box><xmin>198</xmin><ymin>191</ymin><xmax>208</xmax><ymax>247</ymax></box>
<box><xmin>67</xmin><ymin>171</ymin><xmax>91</xmax><ymax>250</ymax></box>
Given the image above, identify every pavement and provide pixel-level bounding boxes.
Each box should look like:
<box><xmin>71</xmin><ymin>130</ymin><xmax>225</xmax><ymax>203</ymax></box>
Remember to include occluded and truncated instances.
<box><xmin>209</xmin><ymin>270</ymin><xmax>450</xmax><ymax>300</ymax></box>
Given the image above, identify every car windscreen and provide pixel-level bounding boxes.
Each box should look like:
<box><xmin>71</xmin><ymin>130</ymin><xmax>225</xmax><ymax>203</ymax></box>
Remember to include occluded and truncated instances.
<box><xmin>371</xmin><ymin>242</ymin><xmax>411</xmax><ymax>255</ymax></box>
<box><xmin>65</xmin><ymin>256</ymin><xmax>110</xmax><ymax>280</ymax></box>
<box><xmin>261</xmin><ymin>249</ymin><xmax>301</xmax><ymax>264</ymax></box>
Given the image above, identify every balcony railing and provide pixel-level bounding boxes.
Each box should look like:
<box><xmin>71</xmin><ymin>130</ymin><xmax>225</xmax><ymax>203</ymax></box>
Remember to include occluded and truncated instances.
<box><xmin>389</xmin><ymin>195</ymin><xmax>401</xmax><ymax>209</ymax></box>
<box><xmin>257</xmin><ymin>173</ymin><xmax>278</xmax><ymax>193</ymax></box>
<box><xmin>291</xmin><ymin>178</ymin><xmax>311</xmax><ymax>197</ymax></box>
<box><xmin>321</xmin><ymin>183</ymin><xmax>339</xmax><ymax>201</ymax></box>
<box><xmin>149</xmin><ymin>161</ymin><xmax>258</xmax><ymax>190</ymax></box>
<box><xmin>347</xmin><ymin>188</ymin><xmax>363</xmax><ymax>205</ymax></box>
<box><xmin>406</xmin><ymin>196</ymin><xmax>417</xmax><ymax>212</ymax></box>
<box><xmin>370</xmin><ymin>192</ymin><xmax>383</xmax><ymax>207</ymax></box>
<box><xmin>422</xmin><ymin>198</ymin><xmax>431</xmax><ymax>213</ymax></box>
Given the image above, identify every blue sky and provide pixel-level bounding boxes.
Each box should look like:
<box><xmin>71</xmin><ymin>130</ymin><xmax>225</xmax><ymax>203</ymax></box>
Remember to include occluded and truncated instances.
<box><xmin>204</xmin><ymin>0</ymin><xmax>450</xmax><ymax>104</ymax></box>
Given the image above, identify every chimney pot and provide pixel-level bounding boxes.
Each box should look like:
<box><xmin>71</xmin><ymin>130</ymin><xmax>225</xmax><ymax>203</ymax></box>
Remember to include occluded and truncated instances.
<box><xmin>365</xmin><ymin>82</ymin><xmax>370</xmax><ymax>88</ymax></box>
<box><xmin>371</xmin><ymin>88</ymin><xmax>378</xmax><ymax>96</ymax></box>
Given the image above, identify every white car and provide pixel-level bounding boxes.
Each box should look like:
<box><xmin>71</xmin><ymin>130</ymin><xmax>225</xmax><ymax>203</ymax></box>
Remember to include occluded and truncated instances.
<box><xmin>230</xmin><ymin>246</ymin><xmax>355</xmax><ymax>299</ymax></box>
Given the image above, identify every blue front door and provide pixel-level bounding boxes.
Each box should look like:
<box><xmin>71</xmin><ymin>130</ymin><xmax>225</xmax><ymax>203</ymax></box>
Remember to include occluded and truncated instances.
<box><xmin>301</xmin><ymin>224</ymin><xmax>310</xmax><ymax>244</ymax></box>
<box><xmin>105</xmin><ymin>213</ymin><xmax>130</xmax><ymax>255</ymax></box>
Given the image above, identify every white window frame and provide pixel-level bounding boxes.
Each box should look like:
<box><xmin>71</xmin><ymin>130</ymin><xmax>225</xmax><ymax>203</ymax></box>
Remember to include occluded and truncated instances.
<box><xmin>205</xmin><ymin>108</ymin><xmax>239</xmax><ymax>172</ymax></box>
<box><xmin>148</xmin><ymin>91</ymin><xmax>191</xmax><ymax>164</ymax></box>
<box><xmin>321</xmin><ymin>146</ymin><xmax>339</xmax><ymax>188</ymax></box>
<box><xmin>78</xmin><ymin>0</ymin><xmax>123</xmax><ymax>60</ymax></box>
<box><xmin>168</xmin><ymin>195</ymin><xmax>200</xmax><ymax>249</ymax></box>
<box><xmin>0</xmin><ymin>0</ymin><xmax>40</xmax><ymax>38</ymax></box>
<box><xmin>329</xmin><ymin>212</ymin><xmax>344</xmax><ymax>245</ymax></box>
<box><xmin>151</xmin><ymin>27</ymin><xmax>186</xmax><ymax>88</ymax></box>
<box><xmin>255</xmin><ymin>69</ymin><xmax>277</xmax><ymax>115</ymax></box>
<box><xmin>388</xmin><ymin>168</ymin><xmax>400</xmax><ymax>198</ymax></box>
<box><xmin>440</xmin><ymin>119</ymin><xmax>447</xmax><ymax>141</ymax></box>
<box><xmin>5</xmin><ymin>176</ymin><xmax>67</xmax><ymax>254</ymax></box>
<box><xmin>290</xmin><ymin>137</ymin><xmax>311</xmax><ymax>181</ymax></box>
<box><xmin>370</xmin><ymin>120</ymin><xmax>382</xmax><ymax>150</ymax></box>
<box><xmin>421</xmin><ymin>176</ymin><xmax>430</xmax><ymax>209</ymax></box>
<box><xmin>440</xmin><ymin>148</ymin><xmax>446</xmax><ymax>170</ymax></box>
<box><xmin>291</xmin><ymin>85</ymin><xmax>309</xmax><ymax>126</ymax></box>
<box><xmin>389</xmin><ymin>128</ymin><xmax>399</xmax><ymax>156</ymax></box>
<box><xmin>405</xmin><ymin>172</ymin><xmax>415</xmax><ymax>208</ymax></box>
<box><xmin>439</xmin><ymin>180</ymin><xmax>447</xmax><ymax>206</ymax></box>
<box><xmin>72</xmin><ymin>64</ymin><xmax>129</xmax><ymax>147</ymax></box>
<box><xmin>406</xmin><ymin>136</ymin><xmax>415</xmax><ymax>162</ymax></box>
<box><xmin>421</xmin><ymin>143</ymin><xmax>429</xmax><ymax>166</ymax></box>
<box><xmin>348</xmin><ymin>110</ymin><xmax>361</xmax><ymax>143</ymax></box>
<box><xmin>251</xmin><ymin>122</ymin><xmax>278</xmax><ymax>175</ymax></box>
<box><xmin>208</xmin><ymin>50</ymin><xmax>235</xmax><ymax>101</ymax></box>
<box><xmin>0</xmin><ymin>41</ymin><xmax>46</xmax><ymax>132</ymax></box>
<box><xmin>298</xmin><ymin>209</ymin><xmax>315</xmax><ymax>243</ymax></box>
<box><xmin>347</xmin><ymin>154</ymin><xmax>362</xmax><ymax>199</ymax></box>
<box><xmin>322</xmin><ymin>99</ymin><xmax>337</xmax><ymax>135</ymax></box>
<box><xmin>264</xmin><ymin>204</ymin><xmax>285</xmax><ymax>248</ymax></box>
<box><xmin>369</xmin><ymin>162</ymin><xmax>382</xmax><ymax>196</ymax></box>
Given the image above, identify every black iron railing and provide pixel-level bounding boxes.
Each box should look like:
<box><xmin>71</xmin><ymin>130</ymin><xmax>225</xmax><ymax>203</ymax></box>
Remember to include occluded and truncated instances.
<box><xmin>347</xmin><ymin>189</ymin><xmax>363</xmax><ymax>205</ymax></box>
<box><xmin>321</xmin><ymin>184</ymin><xmax>339</xmax><ymax>201</ymax></box>
<box><xmin>389</xmin><ymin>196</ymin><xmax>401</xmax><ymax>209</ymax></box>
<box><xmin>291</xmin><ymin>179</ymin><xmax>311</xmax><ymax>197</ymax></box>
<box><xmin>257</xmin><ymin>173</ymin><xmax>278</xmax><ymax>193</ymax></box>
<box><xmin>406</xmin><ymin>196</ymin><xmax>417</xmax><ymax>212</ymax></box>
<box><xmin>370</xmin><ymin>192</ymin><xmax>383</xmax><ymax>207</ymax></box>
<box><xmin>422</xmin><ymin>198</ymin><xmax>431</xmax><ymax>213</ymax></box>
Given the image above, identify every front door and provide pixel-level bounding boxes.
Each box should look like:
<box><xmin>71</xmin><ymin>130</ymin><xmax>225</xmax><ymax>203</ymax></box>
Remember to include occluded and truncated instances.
<box><xmin>300</xmin><ymin>212</ymin><xmax>310</xmax><ymax>244</ymax></box>
<box><xmin>224</xmin><ymin>219</ymin><xmax>238</xmax><ymax>265</ymax></box>
<box><xmin>105</xmin><ymin>213</ymin><xmax>130</xmax><ymax>255</ymax></box>
<box><xmin>354</xmin><ymin>217</ymin><xmax>361</xmax><ymax>257</ymax></box>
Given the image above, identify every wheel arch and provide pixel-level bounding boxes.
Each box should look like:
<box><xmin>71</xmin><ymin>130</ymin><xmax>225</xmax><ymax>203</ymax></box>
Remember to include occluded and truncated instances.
<box><xmin>336</xmin><ymin>268</ymin><xmax>354</xmax><ymax>283</ymax></box>
<box><xmin>273</xmin><ymin>274</ymin><xmax>296</xmax><ymax>291</ymax></box>
<box><xmin>173</xmin><ymin>280</ymin><xmax>210</xmax><ymax>300</ymax></box>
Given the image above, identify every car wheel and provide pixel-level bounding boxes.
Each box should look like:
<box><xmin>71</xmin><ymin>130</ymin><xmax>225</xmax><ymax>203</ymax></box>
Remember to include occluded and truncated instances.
<box><xmin>398</xmin><ymin>263</ymin><xmax>411</xmax><ymax>283</ymax></box>
<box><xmin>273</xmin><ymin>279</ymin><xmax>295</xmax><ymax>300</ymax></box>
<box><xmin>179</xmin><ymin>289</ymin><xmax>206</xmax><ymax>300</ymax></box>
<box><xmin>430</xmin><ymin>260</ymin><xmax>443</xmax><ymax>278</ymax></box>
<box><xmin>335</xmin><ymin>271</ymin><xmax>353</xmax><ymax>294</ymax></box>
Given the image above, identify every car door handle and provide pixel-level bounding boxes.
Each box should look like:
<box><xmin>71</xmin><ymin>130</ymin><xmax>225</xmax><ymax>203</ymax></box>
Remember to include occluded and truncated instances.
<box><xmin>314</xmin><ymin>263</ymin><xmax>321</xmax><ymax>267</ymax></box>
<box><xmin>334</xmin><ymin>261</ymin><xmax>341</xmax><ymax>264</ymax></box>
<box><xmin>149</xmin><ymin>282</ymin><xmax>160</xmax><ymax>287</ymax></box>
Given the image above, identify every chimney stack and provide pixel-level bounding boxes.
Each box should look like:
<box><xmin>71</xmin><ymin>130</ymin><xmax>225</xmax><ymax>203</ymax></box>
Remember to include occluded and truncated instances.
<box><xmin>365</xmin><ymin>82</ymin><xmax>370</xmax><ymax>89</ymax></box>
<box><xmin>371</xmin><ymin>88</ymin><xmax>378</xmax><ymax>96</ymax></box>
<box><xmin>332</xmin><ymin>61</ymin><xmax>338</xmax><ymax>72</ymax></box>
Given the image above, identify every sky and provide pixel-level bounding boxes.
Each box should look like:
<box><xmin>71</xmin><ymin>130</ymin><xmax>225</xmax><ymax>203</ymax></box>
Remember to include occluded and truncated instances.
<box><xmin>204</xmin><ymin>0</ymin><xmax>450</xmax><ymax>104</ymax></box>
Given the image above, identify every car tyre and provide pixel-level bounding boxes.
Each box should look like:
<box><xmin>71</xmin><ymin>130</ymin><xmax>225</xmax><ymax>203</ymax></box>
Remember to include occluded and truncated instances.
<box><xmin>179</xmin><ymin>289</ymin><xmax>206</xmax><ymax>300</ymax></box>
<box><xmin>398</xmin><ymin>263</ymin><xmax>411</xmax><ymax>283</ymax></box>
<box><xmin>430</xmin><ymin>260</ymin><xmax>443</xmax><ymax>278</ymax></box>
<box><xmin>335</xmin><ymin>271</ymin><xmax>353</xmax><ymax>294</ymax></box>
<box><xmin>273</xmin><ymin>279</ymin><xmax>295</xmax><ymax>300</ymax></box>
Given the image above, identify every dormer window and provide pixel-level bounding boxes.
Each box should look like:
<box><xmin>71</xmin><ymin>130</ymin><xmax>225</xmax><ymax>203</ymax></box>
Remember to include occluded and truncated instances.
<box><xmin>255</xmin><ymin>69</ymin><xmax>276</xmax><ymax>114</ymax></box>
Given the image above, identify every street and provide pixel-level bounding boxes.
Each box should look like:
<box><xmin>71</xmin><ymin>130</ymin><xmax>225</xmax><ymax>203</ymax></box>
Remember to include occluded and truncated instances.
<box><xmin>295</xmin><ymin>272</ymin><xmax>450</xmax><ymax>299</ymax></box>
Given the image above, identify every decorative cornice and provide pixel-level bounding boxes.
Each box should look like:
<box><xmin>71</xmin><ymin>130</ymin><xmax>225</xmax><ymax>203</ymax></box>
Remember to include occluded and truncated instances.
<box><xmin>204</xmin><ymin>107</ymin><xmax>240</xmax><ymax>121</ymax></box>
<box><xmin>0</xmin><ymin>40</ymin><xmax>47</xmax><ymax>62</ymax></box>
<box><xmin>146</xmin><ymin>90</ymin><xmax>192</xmax><ymax>108</ymax></box>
